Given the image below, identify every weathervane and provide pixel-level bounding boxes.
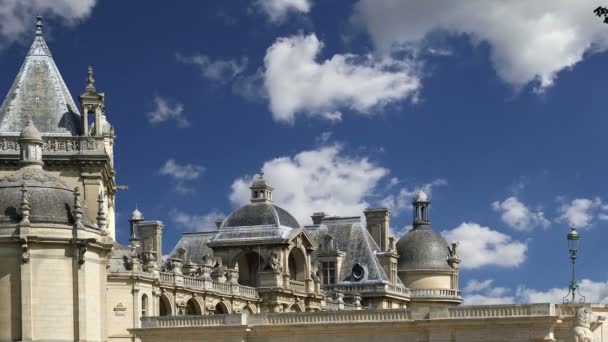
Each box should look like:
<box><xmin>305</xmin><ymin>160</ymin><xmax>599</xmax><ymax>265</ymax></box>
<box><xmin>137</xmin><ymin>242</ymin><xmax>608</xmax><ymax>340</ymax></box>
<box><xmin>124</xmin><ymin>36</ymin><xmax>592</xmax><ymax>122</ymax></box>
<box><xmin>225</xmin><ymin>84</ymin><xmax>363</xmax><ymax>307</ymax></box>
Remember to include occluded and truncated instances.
<box><xmin>594</xmin><ymin>6</ymin><xmax>608</xmax><ymax>23</ymax></box>
<box><xmin>563</xmin><ymin>225</ymin><xmax>585</xmax><ymax>304</ymax></box>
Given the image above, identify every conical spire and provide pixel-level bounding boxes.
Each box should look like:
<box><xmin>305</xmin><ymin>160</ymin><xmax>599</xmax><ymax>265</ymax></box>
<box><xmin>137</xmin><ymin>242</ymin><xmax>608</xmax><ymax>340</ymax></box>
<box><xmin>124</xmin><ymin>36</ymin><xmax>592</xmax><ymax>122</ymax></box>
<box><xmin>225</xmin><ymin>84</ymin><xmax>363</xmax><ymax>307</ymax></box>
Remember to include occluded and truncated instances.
<box><xmin>0</xmin><ymin>16</ymin><xmax>81</xmax><ymax>135</ymax></box>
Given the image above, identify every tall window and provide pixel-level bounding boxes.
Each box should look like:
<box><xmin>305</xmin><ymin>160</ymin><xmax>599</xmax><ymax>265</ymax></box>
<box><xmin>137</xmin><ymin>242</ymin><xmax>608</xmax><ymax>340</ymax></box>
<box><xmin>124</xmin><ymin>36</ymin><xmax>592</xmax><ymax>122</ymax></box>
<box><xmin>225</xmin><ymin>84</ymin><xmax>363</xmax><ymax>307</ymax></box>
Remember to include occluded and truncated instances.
<box><xmin>141</xmin><ymin>294</ymin><xmax>148</xmax><ymax>317</ymax></box>
<box><xmin>322</xmin><ymin>261</ymin><xmax>336</xmax><ymax>285</ymax></box>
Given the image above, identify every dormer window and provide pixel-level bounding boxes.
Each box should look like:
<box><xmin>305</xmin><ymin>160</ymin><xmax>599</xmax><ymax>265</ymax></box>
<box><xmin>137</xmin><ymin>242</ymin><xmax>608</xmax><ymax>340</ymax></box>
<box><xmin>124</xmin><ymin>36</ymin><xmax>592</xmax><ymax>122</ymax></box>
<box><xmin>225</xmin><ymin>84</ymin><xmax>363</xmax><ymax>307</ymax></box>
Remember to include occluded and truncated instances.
<box><xmin>322</xmin><ymin>261</ymin><xmax>336</xmax><ymax>285</ymax></box>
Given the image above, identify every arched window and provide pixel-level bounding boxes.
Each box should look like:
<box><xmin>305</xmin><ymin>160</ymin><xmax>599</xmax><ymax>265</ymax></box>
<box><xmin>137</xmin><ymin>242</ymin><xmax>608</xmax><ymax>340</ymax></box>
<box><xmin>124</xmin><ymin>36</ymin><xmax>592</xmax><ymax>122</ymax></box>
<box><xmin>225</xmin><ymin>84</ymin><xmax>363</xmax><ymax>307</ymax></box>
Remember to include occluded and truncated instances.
<box><xmin>235</xmin><ymin>251</ymin><xmax>261</xmax><ymax>287</ymax></box>
<box><xmin>215</xmin><ymin>302</ymin><xmax>229</xmax><ymax>314</ymax></box>
<box><xmin>287</xmin><ymin>248</ymin><xmax>306</xmax><ymax>281</ymax></box>
<box><xmin>141</xmin><ymin>294</ymin><xmax>148</xmax><ymax>317</ymax></box>
<box><xmin>420</xmin><ymin>206</ymin><xmax>426</xmax><ymax>221</ymax></box>
<box><xmin>186</xmin><ymin>298</ymin><xmax>201</xmax><ymax>315</ymax></box>
<box><xmin>159</xmin><ymin>294</ymin><xmax>171</xmax><ymax>316</ymax></box>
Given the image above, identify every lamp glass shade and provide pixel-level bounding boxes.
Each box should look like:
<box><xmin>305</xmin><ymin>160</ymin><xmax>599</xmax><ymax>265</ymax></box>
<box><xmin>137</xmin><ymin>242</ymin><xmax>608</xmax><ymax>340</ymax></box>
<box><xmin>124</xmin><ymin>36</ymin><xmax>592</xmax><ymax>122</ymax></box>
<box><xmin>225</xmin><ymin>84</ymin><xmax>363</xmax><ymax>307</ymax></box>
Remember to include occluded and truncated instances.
<box><xmin>567</xmin><ymin>227</ymin><xmax>580</xmax><ymax>251</ymax></box>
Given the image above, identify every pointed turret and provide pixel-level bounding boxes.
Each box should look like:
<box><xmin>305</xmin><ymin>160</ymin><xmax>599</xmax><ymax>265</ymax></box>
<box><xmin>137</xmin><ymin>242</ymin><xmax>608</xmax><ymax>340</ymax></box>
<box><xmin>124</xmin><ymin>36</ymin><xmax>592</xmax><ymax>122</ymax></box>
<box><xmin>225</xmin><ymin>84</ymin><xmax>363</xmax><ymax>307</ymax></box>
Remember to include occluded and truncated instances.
<box><xmin>0</xmin><ymin>16</ymin><xmax>81</xmax><ymax>135</ymax></box>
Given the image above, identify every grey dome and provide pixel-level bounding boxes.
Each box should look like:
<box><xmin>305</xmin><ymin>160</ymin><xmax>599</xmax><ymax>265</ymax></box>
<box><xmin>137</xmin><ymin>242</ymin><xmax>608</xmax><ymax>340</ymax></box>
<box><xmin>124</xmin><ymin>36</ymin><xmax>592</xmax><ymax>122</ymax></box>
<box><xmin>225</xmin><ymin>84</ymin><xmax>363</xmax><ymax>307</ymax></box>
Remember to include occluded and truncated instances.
<box><xmin>396</xmin><ymin>226</ymin><xmax>451</xmax><ymax>271</ymax></box>
<box><xmin>130</xmin><ymin>207</ymin><xmax>143</xmax><ymax>221</ymax></box>
<box><xmin>0</xmin><ymin>166</ymin><xmax>94</xmax><ymax>226</ymax></box>
<box><xmin>221</xmin><ymin>202</ymin><xmax>300</xmax><ymax>229</ymax></box>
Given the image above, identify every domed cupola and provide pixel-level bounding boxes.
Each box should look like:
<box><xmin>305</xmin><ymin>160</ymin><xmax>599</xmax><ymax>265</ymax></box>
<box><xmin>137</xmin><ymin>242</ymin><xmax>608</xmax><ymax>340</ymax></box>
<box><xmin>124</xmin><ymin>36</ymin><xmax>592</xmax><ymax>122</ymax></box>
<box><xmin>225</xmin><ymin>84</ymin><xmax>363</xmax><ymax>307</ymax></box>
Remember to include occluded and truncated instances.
<box><xmin>220</xmin><ymin>171</ymin><xmax>300</xmax><ymax>230</ymax></box>
<box><xmin>0</xmin><ymin>119</ymin><xmax>95</xmax><ymax>226</ymax></box>
<box><xmin>397</xmin><ymin>190</ymin><xmax>450</xmax><ymax>271</ymax></box>
<box><xmin>396</xmin><ymin>190</ymin><xmax>462</xmax><ymax>306</ymax></box>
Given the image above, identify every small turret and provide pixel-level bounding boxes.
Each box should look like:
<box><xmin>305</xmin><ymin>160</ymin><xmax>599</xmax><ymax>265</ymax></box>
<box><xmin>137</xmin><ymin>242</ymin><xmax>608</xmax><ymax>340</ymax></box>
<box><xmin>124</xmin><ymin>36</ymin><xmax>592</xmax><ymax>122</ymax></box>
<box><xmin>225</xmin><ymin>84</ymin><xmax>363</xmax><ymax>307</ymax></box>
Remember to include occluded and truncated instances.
<box><xmin>250</xmin><ymin>171</ymin><xmax>273</xmax><ymax>203</ymax></box>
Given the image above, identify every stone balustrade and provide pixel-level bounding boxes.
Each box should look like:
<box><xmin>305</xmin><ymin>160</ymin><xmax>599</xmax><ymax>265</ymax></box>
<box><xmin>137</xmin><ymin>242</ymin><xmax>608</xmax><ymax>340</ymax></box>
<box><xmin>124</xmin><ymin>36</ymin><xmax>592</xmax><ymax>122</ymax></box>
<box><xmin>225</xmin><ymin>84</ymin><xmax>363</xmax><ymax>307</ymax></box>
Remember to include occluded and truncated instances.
<box><xmin>448</xmin><ymin>304</ymin><xmax>556</xmax><ymax>318</ymax></box>
<box><xmin>140</xmin><ymin>304</ymin><xmax>592</xmax><ymax>329</ymax></box>
<box><xmin>158</xmin><ymin>272</ymin><xmax>258</xmax><ymax>299</ymax></box>
<box><xmin>410</xmin><ymin>288</ymin><xmax>461</xmax><ymax>300</ymax></box>
<box><xmin>140</xmin><ymin>309</ymin><xmax>411</xmax><ymax>328</ymax></box>
<box><xmin>324</xmin><ymin>283</ymin><xmax>410</xmax><ymax>299</ymax></box>
<box><xmin>0</xmin><ymin>135</ymin><xmax>106</xmax><ymax>156</ymax></box>
<box><xmin>288</xmin><ymin>279</ymin><xmax>306</xmax><ymax>293</ymax></box>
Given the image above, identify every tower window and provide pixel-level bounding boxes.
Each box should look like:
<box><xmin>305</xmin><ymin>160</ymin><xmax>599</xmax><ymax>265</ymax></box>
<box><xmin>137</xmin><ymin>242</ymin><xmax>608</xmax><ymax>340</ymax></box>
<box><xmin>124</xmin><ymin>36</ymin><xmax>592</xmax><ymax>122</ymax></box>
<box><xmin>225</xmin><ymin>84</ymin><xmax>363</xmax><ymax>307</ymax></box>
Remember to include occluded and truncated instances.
<box><xmin>141</xmin><ymin>294</ymin><xmax>148</xmax><ymax>317</ymax></box>
<box><xmin>322</xmin><ymin>261</ymin><xmax>336</xmax><ymax>285</ymax></box>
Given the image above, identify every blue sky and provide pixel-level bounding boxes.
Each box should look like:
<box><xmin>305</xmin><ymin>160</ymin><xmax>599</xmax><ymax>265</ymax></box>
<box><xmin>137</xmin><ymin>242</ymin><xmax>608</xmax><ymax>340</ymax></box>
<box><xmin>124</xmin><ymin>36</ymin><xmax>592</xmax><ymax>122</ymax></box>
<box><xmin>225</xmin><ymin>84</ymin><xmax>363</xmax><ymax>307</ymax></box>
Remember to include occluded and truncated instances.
<box><xmin>2</xmin><ymin>0</ymin><xmax>608</xmax><ymax>304</ymax></box>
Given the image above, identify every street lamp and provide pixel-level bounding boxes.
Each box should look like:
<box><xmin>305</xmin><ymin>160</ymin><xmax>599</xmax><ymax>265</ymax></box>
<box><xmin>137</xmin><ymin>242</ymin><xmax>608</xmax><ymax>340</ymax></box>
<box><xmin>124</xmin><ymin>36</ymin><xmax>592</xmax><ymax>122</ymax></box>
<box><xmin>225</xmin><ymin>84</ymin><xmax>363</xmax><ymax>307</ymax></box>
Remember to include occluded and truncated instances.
<box><xmin>563</xmin><ymin>225</ymin><xmax>585</xmax><ymax>304</ymax></box>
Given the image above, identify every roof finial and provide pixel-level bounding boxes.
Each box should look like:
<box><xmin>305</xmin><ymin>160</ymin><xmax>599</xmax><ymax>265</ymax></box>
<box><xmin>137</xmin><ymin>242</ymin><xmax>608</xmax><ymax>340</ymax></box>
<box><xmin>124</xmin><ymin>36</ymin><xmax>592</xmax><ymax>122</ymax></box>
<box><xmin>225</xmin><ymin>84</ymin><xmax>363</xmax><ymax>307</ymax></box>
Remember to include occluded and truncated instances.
<box><xmin>36</xmin><ymin>16</ymin><xmax>43</xmax><ymax>36</ymax></box>
<box><xmin>86</xmin><ymin>66</ymin><xmax>96</xmax><ymax>91</ymax></box>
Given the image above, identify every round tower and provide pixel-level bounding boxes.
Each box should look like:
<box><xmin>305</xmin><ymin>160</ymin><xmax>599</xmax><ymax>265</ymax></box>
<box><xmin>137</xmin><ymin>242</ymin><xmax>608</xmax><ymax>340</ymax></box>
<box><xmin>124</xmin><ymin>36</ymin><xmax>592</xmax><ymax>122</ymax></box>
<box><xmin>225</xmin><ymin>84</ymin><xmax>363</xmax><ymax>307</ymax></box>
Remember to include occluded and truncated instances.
<box><xmin>0</xmin><ymin>119</ymin><xmax>113</xmax><ymax>341</ymax></box>
<box><xmin>396</xmin><ymin>190</ymin><xmax>462</xmax><ymax>308</ymax></box>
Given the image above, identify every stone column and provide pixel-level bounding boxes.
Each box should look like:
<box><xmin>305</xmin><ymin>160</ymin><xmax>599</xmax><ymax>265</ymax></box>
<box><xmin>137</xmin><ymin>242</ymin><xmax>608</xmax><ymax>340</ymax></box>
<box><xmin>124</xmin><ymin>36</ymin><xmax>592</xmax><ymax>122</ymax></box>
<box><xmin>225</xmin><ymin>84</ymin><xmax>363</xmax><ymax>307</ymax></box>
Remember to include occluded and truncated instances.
<box><xmin>20</xmin><ymin>240</ymin><xmax>33</xmax><ymax>341</ymax></box>
<box><xmin>81</xmin><ymin>171</ymin><xmax>101</xmax><ymax>230</ymax></box>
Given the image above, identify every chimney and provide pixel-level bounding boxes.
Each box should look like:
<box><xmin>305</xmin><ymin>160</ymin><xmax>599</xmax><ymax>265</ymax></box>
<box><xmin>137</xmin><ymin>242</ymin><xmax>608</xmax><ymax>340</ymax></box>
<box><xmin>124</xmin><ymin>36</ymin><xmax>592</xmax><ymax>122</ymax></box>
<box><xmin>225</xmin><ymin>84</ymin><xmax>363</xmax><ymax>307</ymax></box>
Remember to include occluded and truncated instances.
<box><xmin>137</xmin><ymin>221</ymin><xmax>164</xmax><ymax>264</ymax></box>
<box><xmin>363</xmin><ymin>208</ymin><xmax>391</xmax><ymax>251</ymax></box>
<box><xmin>311</xmin><ymin>212</ymin><xmax>326</xmax><ymax>225</ymax></box>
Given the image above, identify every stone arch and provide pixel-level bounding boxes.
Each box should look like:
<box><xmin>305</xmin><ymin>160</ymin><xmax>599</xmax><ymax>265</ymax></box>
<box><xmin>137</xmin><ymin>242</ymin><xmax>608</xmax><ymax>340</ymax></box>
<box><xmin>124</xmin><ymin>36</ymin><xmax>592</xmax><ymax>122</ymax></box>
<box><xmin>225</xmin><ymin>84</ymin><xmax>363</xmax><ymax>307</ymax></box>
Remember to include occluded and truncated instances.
<box><xmin>287</xmin><ymin>246</ymin><xmax>307</xmax><ymax>281</ymax></box>
<box><xmin>186</xmin><ymin>297</ymin><xmax>202</xmax><ymax>315</ymax></box>
<box><xmin>215</xmin><ymin>300</ymin><xmax>231</xmax><ymax>314</ymax></box>
<box><xmin>159</xmin><ymin>293</ymin><xmax>173</xmax><ymax>316</ymax></box>
<box><xmin>243</xmin><ymin>304</ymin><xmax>256</xmax><ymax>314</ymax></box>
<box><xmin>290</xmin><ymin>303</ymin><xmax>305</xmax><ymax>312</ymax></box>
<box><xmin>232</xmin><ymin>250</ymin><xmax>262</xmax><ymax>287</ymax></box>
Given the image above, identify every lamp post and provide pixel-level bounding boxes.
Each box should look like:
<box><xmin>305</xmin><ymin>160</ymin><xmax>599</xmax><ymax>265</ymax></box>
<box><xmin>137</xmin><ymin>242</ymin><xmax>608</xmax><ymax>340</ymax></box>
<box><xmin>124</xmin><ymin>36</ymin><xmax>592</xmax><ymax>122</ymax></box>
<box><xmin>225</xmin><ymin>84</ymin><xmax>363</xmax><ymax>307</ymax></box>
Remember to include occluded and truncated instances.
<box><xmin>563</xmin><ymin>225</ymin><xmax>585</xmax><ymax>304</ymax></box>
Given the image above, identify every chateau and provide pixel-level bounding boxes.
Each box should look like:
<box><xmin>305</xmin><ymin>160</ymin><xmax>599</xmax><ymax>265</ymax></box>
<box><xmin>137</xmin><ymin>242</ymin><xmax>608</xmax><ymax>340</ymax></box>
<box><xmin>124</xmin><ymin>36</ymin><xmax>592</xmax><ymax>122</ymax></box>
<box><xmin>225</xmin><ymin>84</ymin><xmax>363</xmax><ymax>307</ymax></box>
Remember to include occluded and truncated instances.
<box><xmin>0</xmin><ymin>18</ymin><xmax>607</xmax><ymax>342</ymax></box>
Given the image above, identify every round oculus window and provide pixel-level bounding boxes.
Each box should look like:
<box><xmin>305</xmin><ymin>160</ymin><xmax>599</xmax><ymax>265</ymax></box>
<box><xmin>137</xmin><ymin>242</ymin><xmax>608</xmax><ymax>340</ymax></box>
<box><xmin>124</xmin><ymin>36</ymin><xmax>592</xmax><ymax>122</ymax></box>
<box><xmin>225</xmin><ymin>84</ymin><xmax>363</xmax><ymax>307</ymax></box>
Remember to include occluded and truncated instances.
<box><xmin>352</xmin><ymin>263</ymin><xmax>365</xmax><ymax>281</ymax></box>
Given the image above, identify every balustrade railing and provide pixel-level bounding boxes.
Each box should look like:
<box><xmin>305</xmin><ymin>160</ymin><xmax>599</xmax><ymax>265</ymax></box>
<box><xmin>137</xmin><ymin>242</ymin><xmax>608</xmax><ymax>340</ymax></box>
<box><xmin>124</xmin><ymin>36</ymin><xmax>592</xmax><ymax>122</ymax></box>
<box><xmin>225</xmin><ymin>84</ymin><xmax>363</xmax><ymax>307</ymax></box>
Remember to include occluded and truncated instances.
<box><xmin>140</xmin><ymin>309</ymin><xmax>411</xmax><ymax>328</ymax></box>
<box><xmin>448</xmin><ymin>304</ymin><xmax>554</xmax><ymax>319</ymax></box>
<box><xmin>0</xmin><ymin>135</ymin><xmax>106</xmax><ymax>155</ymax></box>
<box><xmin>158</xmin><ymin>273</ymin><xmax>258</xmax><ymax>299</ymax></box>
<box><xmin>410</xmin><ymin>288</ymin><xmax>461</xmax><ymax>299</ymax></box>
<box><xmin>289</xmin><ymin>280</ymin><xmax>306</xmax><ymax>293</ymax></box>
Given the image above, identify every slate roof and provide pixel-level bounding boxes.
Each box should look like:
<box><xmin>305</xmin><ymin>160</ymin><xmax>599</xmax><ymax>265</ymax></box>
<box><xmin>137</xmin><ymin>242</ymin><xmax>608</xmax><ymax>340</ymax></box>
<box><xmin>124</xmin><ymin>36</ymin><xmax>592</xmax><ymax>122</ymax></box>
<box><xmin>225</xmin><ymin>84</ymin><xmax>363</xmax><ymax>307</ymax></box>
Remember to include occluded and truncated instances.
<box><xmin>108</xmin><ymin>243</ymin><xmax>133</xmax><ymax>273</ymax></box>
<box><xmin>210</xmin><ymin>202</ymin><xmax>301</xmax><ymax>243</ymax></box>
<box><xmin>221</xmin><ymin>202</ymin><xmax>300</xmax><ymax>229</ymax></box>
<box><xmin>0</xmin><ymin>20</ymin><xmax>81</xmax><ymax>135</ymax></box>
<box><xmin>306</xmin><ymin>217</ymin><xmax>405</xmax><ymax>287</ymax></box>
<box><xmin>166</xmin><ymin>231</ymin><xmax>215</xmax><ymax>263</ymax></box>
<box><xmin>396</xmin><ymin>224</ymin><xmax>452</xmax><ymax>272</ymax></box>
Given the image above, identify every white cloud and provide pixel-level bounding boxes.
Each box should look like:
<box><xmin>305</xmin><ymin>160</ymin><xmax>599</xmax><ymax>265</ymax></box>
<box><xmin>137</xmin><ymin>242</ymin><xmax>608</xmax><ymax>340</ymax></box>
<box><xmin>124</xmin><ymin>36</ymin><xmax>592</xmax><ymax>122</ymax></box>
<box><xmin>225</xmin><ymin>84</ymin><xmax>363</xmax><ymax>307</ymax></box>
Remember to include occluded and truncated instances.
<box><xmin>462</xmin><ymin>279</ymin><xmax>515</xmax><ymax>305</ymax></box>
<box><xmin>516</xmin><ymin>279</ymin><xmax>608</xmax><ymax>304</ymax></box>
<box><xmin>255</xmin><ymin>0</ymin><xmax>311</xmax><ymax>23</ymax></box>
<box><xmin>461</xmin><ymin>278</ymin><xmax>608</xmax><ymax>304</ymax></box>
<box><xmin>263</xmin><ymin>34</ymin><xmax>420</xmax><ymax>124</ymax></box>
<box><xmin>557</xmin><ymin>197</ymin><xmax>604</xmax><ymax>228</ymax></box>
<box><xmin>229</xmin><ymin>144</ymin><xmax>388</xmax><ymax>225</ymax></box>
<box><xmin>172</xmin><ymin>210</ymin><xmax>225</xmax><ymax>232</ymax></box>
<box><xmin>160</xmin><ymin>159</ymin><xmax>204</xmax><ymax>181</ymax></box>
<box><xmin>159</xmin><ymin>159</ymin><xmax>205</xmax><ymax>194</ymax></box>
<box><xmin>147</xmin><ymin>96</ymin><xmax>189</xmax><ymax>128</ymax></box>
<box><xmin>0</xmin><ymin>0</ymin><xmax>96</xmax><ymax>47</ymax></box>
<box><xmin>354</xmin><ymin>0</ymin><xmax>608</xmax><ymax>91</ymax></box>
<box><xmin>380</xmin><ymin>179</ymin><xmax>447</xmax><ymax>214</ymax></box>
<box><xmin>492</xmin><ymin>196</ymin><xmax>550</xmax><ymax>231</ymax></box>
<box><xmin>176</xmin><ymin>53</ymin><xmax>248</xmax><ymax>82</ymax></box>
<box><xmin>441</xmin><ymin>222</ymin><xmax>527</xmax><ymax>269</ymax></box>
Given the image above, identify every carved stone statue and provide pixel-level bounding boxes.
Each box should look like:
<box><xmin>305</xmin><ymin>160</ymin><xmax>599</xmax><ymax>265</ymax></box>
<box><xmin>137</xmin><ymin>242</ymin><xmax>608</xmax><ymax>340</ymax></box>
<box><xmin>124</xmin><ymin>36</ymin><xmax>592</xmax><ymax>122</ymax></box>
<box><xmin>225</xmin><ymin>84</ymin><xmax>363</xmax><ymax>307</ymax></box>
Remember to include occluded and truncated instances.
<box><xmin>448</xmin><ymin>242</ymin><xmax>459</xmax><ymax>258</ymax></box>
<box><xmin>572</xmin><ymin>307</ymin><xmax>596</xmax><ymax>342</ymax></box>
<box><xmin>266</xmin><ymin>250</ymin><xmax>282</xmax><ymax>272</ymax></box>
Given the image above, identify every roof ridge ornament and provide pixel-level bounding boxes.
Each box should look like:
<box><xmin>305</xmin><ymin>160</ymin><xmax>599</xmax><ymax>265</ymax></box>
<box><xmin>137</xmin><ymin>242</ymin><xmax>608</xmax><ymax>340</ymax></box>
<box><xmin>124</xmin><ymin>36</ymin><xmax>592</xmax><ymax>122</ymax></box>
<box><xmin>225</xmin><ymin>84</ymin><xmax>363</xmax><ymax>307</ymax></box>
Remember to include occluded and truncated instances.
<box><xmin>36</xmin><ymin>16</ymin><xmax>43</xmax><ymax>36</ymax></box>
<box><xmin>86</xmin><ymin>66</ymin><xmax>96</xmax><ymax>92</ymax></box>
